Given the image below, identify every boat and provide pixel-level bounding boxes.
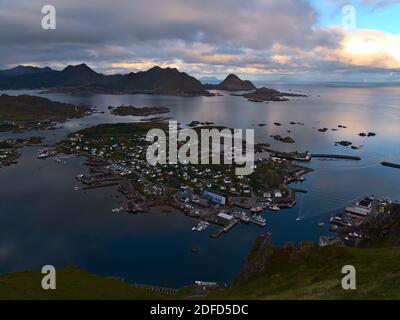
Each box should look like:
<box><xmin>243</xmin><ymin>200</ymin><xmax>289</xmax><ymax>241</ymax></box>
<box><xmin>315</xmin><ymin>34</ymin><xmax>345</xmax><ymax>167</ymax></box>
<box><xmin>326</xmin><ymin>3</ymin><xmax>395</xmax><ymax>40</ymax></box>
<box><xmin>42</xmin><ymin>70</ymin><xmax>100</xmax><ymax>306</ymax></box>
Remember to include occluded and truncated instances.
<box><xmin>37</xmin><ymin>149</ymin><xmax>57</xmax><ymax>159</ymax></box>
<box><xmin>192</xmin><ymin>221</ymin><xmax>210</xmax><ymax>232</ymax></box>
<box><xmin>250</xmin><ymin>214</ymin><xmax>266</xmax><ymax>227</ymax></box>
<box><xmin>37</xmin><ymin>150</ymin><xmax>50</xmax><ymax>159</ymax></box>
<box><xmin>112</xmin><ymin>207</ymin><xmax>125</xmax><ymax>213</ymax></box>
<box><xmin>269</xmin><ymin>205</ymin><xmax>281</xmax><ymax>212</ymax></box>
<box><xmin>250</xmin><ymin>207</ymin><xmax>264</xmax><ymax>213</ymax></box>
<box><xmin>233</xmin><ymin>211</ymin><xmax>251</xmax><ymax>223</ymax></box>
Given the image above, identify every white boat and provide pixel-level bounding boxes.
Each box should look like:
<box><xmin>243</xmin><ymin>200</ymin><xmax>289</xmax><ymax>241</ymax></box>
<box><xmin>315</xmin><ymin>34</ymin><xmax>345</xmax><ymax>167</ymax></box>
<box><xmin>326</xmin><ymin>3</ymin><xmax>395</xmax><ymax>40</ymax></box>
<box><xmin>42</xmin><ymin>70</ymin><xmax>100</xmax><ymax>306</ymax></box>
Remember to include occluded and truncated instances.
<box><xmin>112</xmin><ymin>207</ymin><xmax>125</xmax><ymax>213</ymax></box>
<box><xmin>37</xmin><ymin>150</ymin><xmax>50</xmax><ymax>159</ymax></box>
<box><xmin>192</xmin><ymin>221</ymin><xmax>210</xmax><ymax>232</ymax></box>
<box><xmin>250</xmin><ymin>215</ymin><xmax>266</xmax><ymax>227</ymax></box>
<box><xmin>269</xmin><ymin>205</ymin><xmax>281</xmax><ymax>212</ymax></box>
<box><xmin>233</xmin><ymin>212</ymin><xmax>250</xmax><ymax>223</ymax></box>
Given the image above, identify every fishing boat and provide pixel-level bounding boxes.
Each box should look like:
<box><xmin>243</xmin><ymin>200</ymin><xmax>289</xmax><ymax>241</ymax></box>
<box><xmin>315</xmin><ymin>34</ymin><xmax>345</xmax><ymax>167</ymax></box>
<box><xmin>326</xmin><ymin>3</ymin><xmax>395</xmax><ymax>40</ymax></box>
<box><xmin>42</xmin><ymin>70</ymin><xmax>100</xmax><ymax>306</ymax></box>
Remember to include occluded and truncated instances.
<box><xmin>250</xmin><ymin>214</ymin><xmax>266</xmax><ymax>227</ymax></box>
<box><xmin>192</xmin><ymin>221</ymin><xmax>210</xmax><ymax>232</ymax></box>
<box><xmin>112</xmin><ymin>207</ymin><xmax>125</xmax><ymax>213</ymax></box>
<box><xmin>250</xmin><ymin>207</ymin><xmax>264</xmax><ymax>213</ymax></box>
<box><xmin>233</xmin><ymin>211</ymin><xmax>250</xmax><ymax>223</ymax></box>
<box><xmin>37</xmin><ymin>149</ymin><xmax>50</xmax><ymax>159</ymax></box>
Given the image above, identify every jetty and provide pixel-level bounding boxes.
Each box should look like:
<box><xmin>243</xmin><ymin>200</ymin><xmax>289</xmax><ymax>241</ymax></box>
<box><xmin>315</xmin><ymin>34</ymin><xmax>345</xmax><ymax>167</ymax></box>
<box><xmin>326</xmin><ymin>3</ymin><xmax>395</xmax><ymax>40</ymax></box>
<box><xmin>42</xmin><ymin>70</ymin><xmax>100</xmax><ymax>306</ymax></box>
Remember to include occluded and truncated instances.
<box><xmin>311</xmin><ymin>154</ymin><xmax>361</xmax><ymax>161</ymax></box>
<box><xmin>264</xmin><ymin>149</ymin><xmax>360</xmax><ymax>162</ymax></box>
<box><xmin>381</xmin><ymin>161</ymin><xmax>400</xmax><ymax>169</ymax></box>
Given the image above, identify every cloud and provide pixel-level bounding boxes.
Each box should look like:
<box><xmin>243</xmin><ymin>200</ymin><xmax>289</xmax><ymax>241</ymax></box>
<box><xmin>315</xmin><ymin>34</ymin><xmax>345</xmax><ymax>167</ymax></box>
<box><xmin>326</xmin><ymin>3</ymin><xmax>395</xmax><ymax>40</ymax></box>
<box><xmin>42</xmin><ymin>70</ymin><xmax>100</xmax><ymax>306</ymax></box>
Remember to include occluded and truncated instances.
<box><xmin>360</xmin><ymin>0</ymin><xmax>400</xmax><ymax>10</ymax></box>
<box><xmin>0</xmin><ymin>0</ymin><xmax>398</xmax><ymax>81</ymax></box>
<box><xmin>330</xmin><ymin>0</ymin><xmax>400</xmax><ymax>11</ymax></box>
<box><xmin>337</xmin><ymin>29</ymin><xmax>400</xmax><ymax>68</ymax></box>
<box><xmin>0</xmin><ymin>0</ymin><xmax>342</xmax><ymax>71</ymax></box>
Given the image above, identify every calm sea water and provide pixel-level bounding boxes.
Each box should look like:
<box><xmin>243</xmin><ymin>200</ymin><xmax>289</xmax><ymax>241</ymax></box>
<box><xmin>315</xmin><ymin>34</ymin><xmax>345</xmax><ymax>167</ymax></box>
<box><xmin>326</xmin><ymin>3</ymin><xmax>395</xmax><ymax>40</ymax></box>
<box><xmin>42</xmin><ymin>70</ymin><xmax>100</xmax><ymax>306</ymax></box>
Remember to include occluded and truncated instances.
<box><xmin>1</xmin><ymin>85</ymin><xmax>400</xmax><ymax>287</ymax></box>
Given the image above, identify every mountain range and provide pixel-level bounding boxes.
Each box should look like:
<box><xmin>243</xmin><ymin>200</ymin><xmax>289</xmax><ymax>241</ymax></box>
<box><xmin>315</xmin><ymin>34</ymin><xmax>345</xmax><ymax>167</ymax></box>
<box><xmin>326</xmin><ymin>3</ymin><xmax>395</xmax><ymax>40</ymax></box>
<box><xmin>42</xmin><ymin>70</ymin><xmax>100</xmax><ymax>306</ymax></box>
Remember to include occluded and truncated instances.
<box><xmin>0</xmin><ymin>64</ymin><xmax>256</xmax><ymax>96</ymax></box>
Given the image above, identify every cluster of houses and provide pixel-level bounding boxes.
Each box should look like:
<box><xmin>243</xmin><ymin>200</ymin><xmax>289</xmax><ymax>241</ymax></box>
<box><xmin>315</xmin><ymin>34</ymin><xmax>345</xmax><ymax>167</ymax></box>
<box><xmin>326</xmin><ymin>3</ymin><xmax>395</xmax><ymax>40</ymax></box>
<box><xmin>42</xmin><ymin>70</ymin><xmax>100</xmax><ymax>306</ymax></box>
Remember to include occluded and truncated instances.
<box><xmin>329</xmin><ymin>196</ymin><xmax>394</xmax><ymax>246</ymax></box>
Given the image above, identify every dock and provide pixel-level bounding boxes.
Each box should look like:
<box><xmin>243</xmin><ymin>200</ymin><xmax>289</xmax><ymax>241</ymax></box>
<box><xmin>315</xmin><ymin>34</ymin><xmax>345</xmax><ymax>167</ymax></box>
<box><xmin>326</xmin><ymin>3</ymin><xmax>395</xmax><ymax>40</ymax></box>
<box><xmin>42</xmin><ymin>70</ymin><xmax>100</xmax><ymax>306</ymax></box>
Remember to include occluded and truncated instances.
<box><xmin>209</xmin><ymin>229</ymin><xmax>225</xmax><ymax>238</ymax></box>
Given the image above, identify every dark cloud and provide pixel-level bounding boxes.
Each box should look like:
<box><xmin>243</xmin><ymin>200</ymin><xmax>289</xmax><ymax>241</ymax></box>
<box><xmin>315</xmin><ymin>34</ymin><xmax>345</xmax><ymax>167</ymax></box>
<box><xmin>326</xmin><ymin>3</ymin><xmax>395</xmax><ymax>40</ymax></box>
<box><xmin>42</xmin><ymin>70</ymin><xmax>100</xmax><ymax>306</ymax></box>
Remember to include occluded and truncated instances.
<box><xmin>0</xmin><ymin>0</ymin><xmax>395</xmax><ymax>81</ymax></box>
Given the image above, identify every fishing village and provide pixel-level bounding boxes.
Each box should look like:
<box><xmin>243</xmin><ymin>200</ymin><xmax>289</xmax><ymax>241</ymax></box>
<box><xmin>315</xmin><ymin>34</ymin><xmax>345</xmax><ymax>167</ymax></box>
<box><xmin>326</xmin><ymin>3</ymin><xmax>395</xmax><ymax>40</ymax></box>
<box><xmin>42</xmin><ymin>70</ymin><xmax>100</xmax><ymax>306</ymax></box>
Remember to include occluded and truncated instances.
<box><xmin>33</xmin><ymin>121</ymin><xmax>318</xmax><ymax>238</ymax></box>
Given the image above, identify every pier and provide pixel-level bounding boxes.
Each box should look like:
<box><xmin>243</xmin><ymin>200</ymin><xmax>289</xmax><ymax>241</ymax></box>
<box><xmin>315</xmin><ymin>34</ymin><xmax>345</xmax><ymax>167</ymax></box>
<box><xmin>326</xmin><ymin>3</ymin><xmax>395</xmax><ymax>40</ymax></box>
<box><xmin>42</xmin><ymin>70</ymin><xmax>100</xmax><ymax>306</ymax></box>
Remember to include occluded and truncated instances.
<box><xmin>311</xmin><ymin>154</ymin><xmax>361</xmax><ymax>161</ymax></box>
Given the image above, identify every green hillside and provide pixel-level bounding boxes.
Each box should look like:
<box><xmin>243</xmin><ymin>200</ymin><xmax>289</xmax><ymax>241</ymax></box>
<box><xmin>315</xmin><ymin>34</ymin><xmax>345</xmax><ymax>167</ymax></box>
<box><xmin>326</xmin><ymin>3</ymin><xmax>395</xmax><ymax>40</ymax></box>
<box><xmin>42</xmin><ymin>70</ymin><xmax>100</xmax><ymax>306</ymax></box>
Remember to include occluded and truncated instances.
<box><xmin>209</xmin><ymin>243</ymin><xmax>400</xmax><ymax>300</ymax></box>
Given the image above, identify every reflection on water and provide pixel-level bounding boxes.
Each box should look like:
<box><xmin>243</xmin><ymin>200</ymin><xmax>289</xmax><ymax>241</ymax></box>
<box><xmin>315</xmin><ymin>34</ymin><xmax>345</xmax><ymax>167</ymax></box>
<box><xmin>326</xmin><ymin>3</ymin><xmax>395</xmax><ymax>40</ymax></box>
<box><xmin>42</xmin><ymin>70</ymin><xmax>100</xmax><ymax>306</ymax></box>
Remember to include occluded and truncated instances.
<box><xmin>0</xmin><ymin>85</ymin><xmax>400</xmax><ymax>287</ymax></box>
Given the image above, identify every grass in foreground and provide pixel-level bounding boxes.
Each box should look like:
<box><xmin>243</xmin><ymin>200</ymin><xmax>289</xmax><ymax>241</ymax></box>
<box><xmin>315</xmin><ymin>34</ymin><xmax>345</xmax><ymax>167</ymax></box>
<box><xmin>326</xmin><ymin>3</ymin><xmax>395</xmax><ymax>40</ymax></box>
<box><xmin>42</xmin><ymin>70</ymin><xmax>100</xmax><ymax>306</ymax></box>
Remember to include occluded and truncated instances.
<box><xmin>208</xmin><ymin>245</ymin><xmax>400</xmax><ymax>300</ymax></box>
<box><xmin>0</xmin><ymin>266</ymin><xmax>170</xmax><ymax>300</ymax></box>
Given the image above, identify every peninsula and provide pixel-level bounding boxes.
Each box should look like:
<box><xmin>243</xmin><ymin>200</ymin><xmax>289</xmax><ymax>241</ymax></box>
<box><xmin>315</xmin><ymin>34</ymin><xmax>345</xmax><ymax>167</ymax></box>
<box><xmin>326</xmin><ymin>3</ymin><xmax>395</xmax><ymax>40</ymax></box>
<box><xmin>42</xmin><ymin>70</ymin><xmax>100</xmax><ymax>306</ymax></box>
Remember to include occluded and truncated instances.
<box><xmin>0</xmin><ymin>94</ymin><xmax>92</xmax><ymax>132</ymax></box>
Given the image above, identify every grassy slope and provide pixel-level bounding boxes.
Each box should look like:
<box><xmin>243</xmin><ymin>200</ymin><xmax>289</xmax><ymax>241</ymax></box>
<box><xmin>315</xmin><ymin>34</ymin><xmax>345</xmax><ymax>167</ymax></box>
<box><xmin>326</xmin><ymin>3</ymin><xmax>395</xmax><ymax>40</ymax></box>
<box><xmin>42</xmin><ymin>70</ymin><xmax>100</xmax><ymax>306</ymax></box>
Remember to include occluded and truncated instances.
<box><xmin>0</xmin><ymin>266</ymin><xmax>169</xmax><ymax>300</ymax></box>
<box><xmin>209</xmin><ymin>245</ymin><xmax>400</xmax><ymax>300</ymax></box>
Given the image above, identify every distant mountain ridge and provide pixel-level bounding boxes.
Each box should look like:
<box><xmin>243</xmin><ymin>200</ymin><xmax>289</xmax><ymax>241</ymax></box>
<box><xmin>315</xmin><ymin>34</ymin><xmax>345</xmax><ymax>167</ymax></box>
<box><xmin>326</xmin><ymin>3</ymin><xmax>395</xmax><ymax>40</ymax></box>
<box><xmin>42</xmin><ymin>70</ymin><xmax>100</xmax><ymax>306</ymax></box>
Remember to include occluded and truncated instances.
<box><xmin>0</xmin><ymin>65</ymin><xmax>53</xmax><ymax>76</ymax></box>
<box><xmin>0</xmin><ymin>64</ymin><xmax>211</xmax><ymax>96</ymax></box>
<box><xmin>0</xmin><ymin>63</ymin><xmax>107</xmax><ymax>90</ymax></box>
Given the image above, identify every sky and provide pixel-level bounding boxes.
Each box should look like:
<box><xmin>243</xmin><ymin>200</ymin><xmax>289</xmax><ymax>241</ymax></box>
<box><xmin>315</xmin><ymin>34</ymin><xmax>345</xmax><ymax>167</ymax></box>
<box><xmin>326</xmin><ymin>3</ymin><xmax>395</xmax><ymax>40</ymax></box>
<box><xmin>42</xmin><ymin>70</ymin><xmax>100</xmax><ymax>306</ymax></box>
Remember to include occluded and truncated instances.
<box><xmin>0</xmin><ymin>0</ymin><xmax>400</xmax><ymax>83</ymax></box>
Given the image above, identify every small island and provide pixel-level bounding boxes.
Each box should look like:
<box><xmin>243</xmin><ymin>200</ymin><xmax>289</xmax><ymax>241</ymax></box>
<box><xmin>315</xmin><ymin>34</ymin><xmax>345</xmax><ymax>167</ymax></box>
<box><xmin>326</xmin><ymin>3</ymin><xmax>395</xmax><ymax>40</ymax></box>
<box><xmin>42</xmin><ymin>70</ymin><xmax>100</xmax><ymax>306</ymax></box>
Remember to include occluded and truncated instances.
<box><xmin>237</xmin><ymin>87</ymin><xmax>308</xmax><ymax>102</ymax></box>
<box><xmin>111</xmin><ymin>106</ymin><xmax>170</xmax><ymax>117</ymax></box>
<box><xmin>271</xmin><ymin>135</ymin><xmax>295</xmax><ymax>144</ymax></box>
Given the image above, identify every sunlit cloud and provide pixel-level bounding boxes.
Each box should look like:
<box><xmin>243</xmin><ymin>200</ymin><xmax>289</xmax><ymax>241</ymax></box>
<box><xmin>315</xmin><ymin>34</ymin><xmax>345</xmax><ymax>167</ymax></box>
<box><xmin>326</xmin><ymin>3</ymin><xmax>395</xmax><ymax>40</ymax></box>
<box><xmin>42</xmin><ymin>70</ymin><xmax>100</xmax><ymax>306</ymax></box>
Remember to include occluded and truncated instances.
<box><xmin>336</xmin><ymin>29</ymin><xmax>400</xmax><ymax>68</ymax></box>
